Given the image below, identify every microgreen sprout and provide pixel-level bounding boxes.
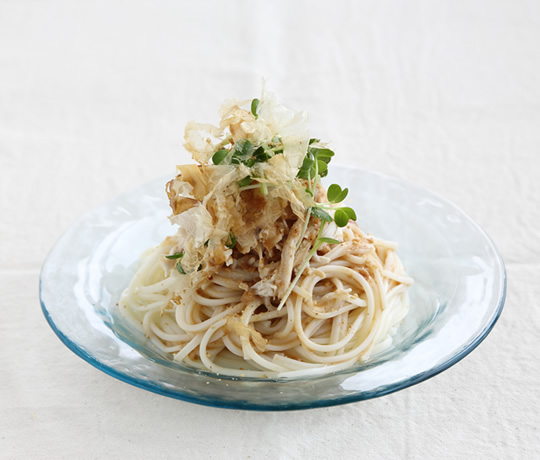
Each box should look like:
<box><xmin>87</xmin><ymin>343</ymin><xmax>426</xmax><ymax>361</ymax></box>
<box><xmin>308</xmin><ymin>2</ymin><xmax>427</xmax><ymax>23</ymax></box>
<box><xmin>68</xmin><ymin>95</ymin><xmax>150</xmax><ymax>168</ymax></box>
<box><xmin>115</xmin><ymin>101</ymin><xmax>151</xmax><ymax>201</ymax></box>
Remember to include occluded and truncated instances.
<box><xmin>226</xmin><ymin>232</ymin><xmax>237</xmax><ymax>249</ymax></box>
<box><xmin>327</xmin><ymin>184</ymin><xmax>349</xmax><ymax>203</ymax></box>
<box><xmin>251</xmin><ymin>98</ymin><xmax>260</xmax><ymax>118</ymax></box>
<box><xmin>211</xmin><ymin>149</ymin><xmax>229</xmax><ymax>165</ymax></box>
<box><xmin>211</xmin><ymin>138</ymin><xmax>283</xmax><ymax>170</ymax></box>
<box><xmin>238</xmin><ymin>176</ymin><xmax>253</xmax><ymax>187</ymax></box>
<box><xmin>165</xmin><ymin>251</ymin><xmax>190</xmax><ymax>275</ymax></box>
<box><xmin>334</xmin><ymin>207</ymin><xmax>356</xmax><ymax>227</ymax></box>
<box><xmin>176</xmin><ymin>260</ymin><xmax>187</xmax><ymax>275</ymax></box>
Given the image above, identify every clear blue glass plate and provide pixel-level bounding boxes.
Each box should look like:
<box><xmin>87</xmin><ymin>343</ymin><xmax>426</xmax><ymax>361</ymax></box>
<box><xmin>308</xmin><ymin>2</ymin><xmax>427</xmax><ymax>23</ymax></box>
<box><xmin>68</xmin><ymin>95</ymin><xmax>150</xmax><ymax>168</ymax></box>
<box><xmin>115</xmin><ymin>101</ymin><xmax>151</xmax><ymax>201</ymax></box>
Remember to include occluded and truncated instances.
<box><xmin>40</xmin><ymin>166</ymin><xmax>506</xmax><ymax>411</ymax></box>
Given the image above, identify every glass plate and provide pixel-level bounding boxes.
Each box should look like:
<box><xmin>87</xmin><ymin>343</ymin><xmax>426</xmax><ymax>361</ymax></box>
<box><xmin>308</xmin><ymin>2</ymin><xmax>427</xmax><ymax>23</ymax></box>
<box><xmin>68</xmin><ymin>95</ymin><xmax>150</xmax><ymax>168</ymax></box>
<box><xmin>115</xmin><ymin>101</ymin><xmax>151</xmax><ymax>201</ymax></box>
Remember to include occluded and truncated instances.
<box><xmin>40</xmin><ymin>166</ymin><xmax>506</xmax><ymax>411</ymax></box>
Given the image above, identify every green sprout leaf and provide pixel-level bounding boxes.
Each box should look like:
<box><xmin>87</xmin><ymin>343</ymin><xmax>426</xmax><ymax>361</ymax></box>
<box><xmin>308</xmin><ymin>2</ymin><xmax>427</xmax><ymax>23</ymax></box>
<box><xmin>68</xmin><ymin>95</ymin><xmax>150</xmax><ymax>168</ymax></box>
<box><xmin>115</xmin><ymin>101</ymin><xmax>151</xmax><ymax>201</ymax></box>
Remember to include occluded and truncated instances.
<box><xmin>238</xmin><ymin>176</ymin><xmax>253</xmax><ymax>187</ymax></box>
<box><xmin>251</xmin><ymin>98</ymin><xmax>260</xmax><ymax>119</ymax></box>
<box><xmin>309</xmin><ymin>138</ymin><xmax>320</xmax><ymax>145</ymax></box>
<box><xmin>253</xmin><ymin>146</ymin><xmax>270</xmax><ymax>162</ymax></box>
<box><xmin>298</xmin><ymin>145</ymin><xmax>335</xmax><ymax>181</ymax></box>
<box><xmin>212</xmin><ymin>149</ymin><xmax>229</xmax><ymax>165</ymax></box>
<box><xmin>311</xmin><ymin>206</ymin><xmax>333</xmax><ymax>223</ymax></box>
<box><xmin>166</xmin><ymin>251</ymin><xmax>187</xmax><ymax>274</ymax></box>
<box><xmin>318</xmin><ymin>237</ymin><xmax>340</xmax><ymax>245</ymax></box>
<box><xmin>176</xmin><ymin>260</ymin><xmax>187</xmax><ymax>275</ymax></box>
<box><xmin>334</xmin><ymin>209</ymin><xmax>350</xmax><ymax>227</ymax></box>
<box><xmin>297</xmin><ymin>156</ymin><xmax>314</xmax><ymax>179</ymax></box>
<box><xmin>316</xmin><ymin>159</ymin><xmax>328</xmax><ymax>177</ymax></box>
<box><xmin>309</xmin><ymin>147</ymin><xmax>334</xmax><ymax>164</ymax></box>
<box><xmin>226</xmin><ymin>232</ymin><xmax>237</xmax><ymax>249</ymax></box>
<box><xmin>327</xmin><ymin>184</ymin><xmax>349</xmax><ymax>203</ymax></box>
<box><xmin>340</xmin><ymin>206</ymin><xmax>357</xmax><ymax>221</ymax></box>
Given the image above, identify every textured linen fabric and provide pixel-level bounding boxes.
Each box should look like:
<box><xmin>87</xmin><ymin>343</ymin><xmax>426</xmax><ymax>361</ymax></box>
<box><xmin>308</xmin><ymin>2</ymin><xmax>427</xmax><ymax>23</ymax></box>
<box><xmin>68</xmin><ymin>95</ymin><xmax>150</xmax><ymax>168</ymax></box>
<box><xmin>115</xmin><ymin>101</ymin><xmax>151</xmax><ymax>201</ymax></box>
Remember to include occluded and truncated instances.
<box><xmin>1</xmin><ymin>1</ymin><xmax>539</xmax><ymax>458</ymax></box>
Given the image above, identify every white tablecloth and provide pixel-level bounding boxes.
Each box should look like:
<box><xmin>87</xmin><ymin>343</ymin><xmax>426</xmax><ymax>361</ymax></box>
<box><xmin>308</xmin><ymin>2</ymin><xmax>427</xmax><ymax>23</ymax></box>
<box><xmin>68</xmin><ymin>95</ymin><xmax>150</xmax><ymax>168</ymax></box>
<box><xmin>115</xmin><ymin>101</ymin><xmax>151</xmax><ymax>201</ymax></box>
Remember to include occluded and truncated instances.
<box><xmin>1</xmin><ymin>1</ymin><xmax>538</xmax><ymax>458</ymax></box>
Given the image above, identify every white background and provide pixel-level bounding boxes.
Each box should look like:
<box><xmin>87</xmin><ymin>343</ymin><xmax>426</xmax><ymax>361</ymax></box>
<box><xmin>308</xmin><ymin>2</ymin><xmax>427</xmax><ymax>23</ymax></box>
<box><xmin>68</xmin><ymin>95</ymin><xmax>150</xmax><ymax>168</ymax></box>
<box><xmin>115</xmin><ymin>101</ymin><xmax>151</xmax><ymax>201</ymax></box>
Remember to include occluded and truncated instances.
<box><xmin>1</xmin><ymin>1</ymin><xmax>539</xmax><ymax>458</ymax></box>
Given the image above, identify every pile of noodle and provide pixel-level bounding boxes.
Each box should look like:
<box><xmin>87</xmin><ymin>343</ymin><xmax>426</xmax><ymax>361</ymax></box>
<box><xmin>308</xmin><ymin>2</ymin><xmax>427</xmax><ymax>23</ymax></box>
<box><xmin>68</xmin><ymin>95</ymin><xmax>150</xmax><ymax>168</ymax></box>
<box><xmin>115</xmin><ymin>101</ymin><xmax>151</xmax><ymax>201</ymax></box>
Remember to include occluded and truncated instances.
<box><xmin>119</xmin><ymin>92</ymin><xmax>412</xmax><ymax>378</ymax></box>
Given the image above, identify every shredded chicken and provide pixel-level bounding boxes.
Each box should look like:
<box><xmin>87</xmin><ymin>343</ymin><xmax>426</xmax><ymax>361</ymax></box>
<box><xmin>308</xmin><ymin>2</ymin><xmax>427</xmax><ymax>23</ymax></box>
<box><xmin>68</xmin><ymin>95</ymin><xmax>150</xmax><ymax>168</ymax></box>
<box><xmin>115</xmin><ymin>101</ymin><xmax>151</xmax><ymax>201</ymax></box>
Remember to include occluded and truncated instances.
<box><xmin>275</xmin><ymin>218</ymin><xmax>304</xmax><ymax>298</ymax></box>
